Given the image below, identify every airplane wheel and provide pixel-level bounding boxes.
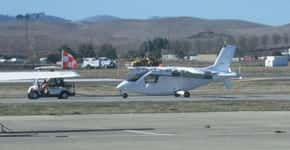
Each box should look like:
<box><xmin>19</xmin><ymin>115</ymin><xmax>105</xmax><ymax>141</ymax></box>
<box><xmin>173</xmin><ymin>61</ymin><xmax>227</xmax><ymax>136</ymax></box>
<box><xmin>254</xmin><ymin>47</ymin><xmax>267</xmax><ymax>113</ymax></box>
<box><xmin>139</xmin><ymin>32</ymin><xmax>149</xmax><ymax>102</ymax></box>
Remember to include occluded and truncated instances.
<box><xmin>122</xmin><ymin>93</ymin><xmax>128</xmax><ymax>99</ymax></box>
<box><xmin>184</xmin><ymin>91</ymin><xmax>190</xmax><ymax>98</ymax></box>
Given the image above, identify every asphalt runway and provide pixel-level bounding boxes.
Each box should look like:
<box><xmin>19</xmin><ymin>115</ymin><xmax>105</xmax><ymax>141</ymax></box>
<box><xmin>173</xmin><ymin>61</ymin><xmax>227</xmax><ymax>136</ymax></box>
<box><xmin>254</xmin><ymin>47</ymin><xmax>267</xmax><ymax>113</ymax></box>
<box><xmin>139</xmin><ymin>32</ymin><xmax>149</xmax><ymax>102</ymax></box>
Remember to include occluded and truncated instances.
<box><xmin>0</xmin><ymin>112</ymin><xmax>290</xmax><ymax>150</ymax></box>
<box><xmin>0</xmin><ymin>93</ymin><xmax>289</xmax><ymax>104</ymax></box>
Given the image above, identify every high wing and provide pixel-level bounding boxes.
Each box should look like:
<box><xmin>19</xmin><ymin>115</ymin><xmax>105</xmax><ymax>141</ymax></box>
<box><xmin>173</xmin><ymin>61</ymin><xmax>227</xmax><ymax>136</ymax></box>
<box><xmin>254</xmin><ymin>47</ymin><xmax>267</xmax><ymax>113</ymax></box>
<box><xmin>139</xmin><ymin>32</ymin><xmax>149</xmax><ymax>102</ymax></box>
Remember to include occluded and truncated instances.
<box><xmin>151</xmin><ymin>68</ymin><xmax>216</xmax><ymax>79</ymax></box>
<box><xmin>129</xmin><ymin>66</ymin><xmax>215</xmax><ymax>79</ymax></box>
<box><xmin>0</xmin><ymin>71</ymin><xmax>79</xmax><ymax>81</ymax></box>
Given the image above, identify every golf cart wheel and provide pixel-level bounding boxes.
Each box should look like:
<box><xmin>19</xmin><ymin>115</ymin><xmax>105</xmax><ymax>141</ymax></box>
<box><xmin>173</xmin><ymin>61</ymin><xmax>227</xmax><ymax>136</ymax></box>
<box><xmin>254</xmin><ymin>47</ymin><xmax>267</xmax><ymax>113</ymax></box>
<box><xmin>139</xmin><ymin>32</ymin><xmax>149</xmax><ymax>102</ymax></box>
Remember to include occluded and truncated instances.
<box><xmin>122</xmin><ymin>93</ymin><xmax>128</xmax><ymax>99</ymax></box>
<box><xmin>28</xmin><ymin>91</ymin><xmax>39</xmax><ymax>100</ymax></box>
<box><xmin>59</xmin><ymin>91</ymin><xmax>69</xmax><ymax>99</ymax></box>
<box><xmin>86</xmin><ymin>65</ymin><xmax>92</xmax><ymax>69</ymax></box>
<box><xmin>184</xmin><ymin>91</ymin><xmax>190</xmax><ymax>98</ymax></box>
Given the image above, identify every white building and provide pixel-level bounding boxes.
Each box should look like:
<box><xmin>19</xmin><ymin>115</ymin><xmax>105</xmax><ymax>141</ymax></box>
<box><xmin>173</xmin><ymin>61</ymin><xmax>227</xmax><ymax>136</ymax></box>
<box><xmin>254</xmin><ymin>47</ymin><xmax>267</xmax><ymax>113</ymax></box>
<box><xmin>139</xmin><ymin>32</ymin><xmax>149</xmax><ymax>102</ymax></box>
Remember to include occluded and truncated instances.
<box><xmin>184</xmin><ymin>55</ymin><xmax>198</xmax><ymax>61</ymax></box>
<box><xmin>161</xmin><ymin>54</ymin><xmax>179</xmax><ymax>61</ymax></box>
<box><xmin>265</xmin><ymin>56</ymin><xmax>288</xmax><ymax>67</ymax></box>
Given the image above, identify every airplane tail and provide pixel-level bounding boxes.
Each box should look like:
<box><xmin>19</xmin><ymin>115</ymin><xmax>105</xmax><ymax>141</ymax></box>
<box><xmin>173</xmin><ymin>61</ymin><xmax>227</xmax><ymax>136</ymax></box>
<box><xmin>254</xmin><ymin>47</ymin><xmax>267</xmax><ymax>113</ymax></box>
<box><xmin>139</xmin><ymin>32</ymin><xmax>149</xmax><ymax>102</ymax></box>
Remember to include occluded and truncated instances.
<box><xmin>209</xmin><ymin>45</ymin><xmax>236</xmax><ymax>72</ymax></box>
<box><xmin>206</xmin><ymin>45</ymin><xmax>237</xmax><ymax>89</ymax></box>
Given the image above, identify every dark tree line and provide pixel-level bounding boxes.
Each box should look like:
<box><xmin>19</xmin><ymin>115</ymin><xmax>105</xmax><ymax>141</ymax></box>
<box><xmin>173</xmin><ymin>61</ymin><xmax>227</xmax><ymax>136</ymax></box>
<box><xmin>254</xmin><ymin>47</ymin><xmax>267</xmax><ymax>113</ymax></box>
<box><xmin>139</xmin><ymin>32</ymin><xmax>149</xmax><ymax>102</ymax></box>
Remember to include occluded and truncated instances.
<box><xmin>139</xmin><ymin>38</ymin><xmax>169</xmax><ymax>59</ymax></box>
<box><xmin>125</xmin><ymin>38</ymin><xmax>192</xmax><ymax>59</ymax></box>
<box><xmin>47</xmin><ymin>32</ymin><xmax>290</xmax><ymax>63</ymax></box>
<box><xmin>236</xmin><ymin>33</ymin><xmax>290</xmax><ymax>56</ymax></box>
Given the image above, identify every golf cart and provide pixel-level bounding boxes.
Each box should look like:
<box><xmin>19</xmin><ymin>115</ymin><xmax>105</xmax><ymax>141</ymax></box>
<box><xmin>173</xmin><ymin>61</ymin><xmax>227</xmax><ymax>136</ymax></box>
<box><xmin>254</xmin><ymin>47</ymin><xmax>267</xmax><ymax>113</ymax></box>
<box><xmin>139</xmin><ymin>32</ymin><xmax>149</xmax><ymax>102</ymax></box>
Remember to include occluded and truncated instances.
<box><xmin>27</xmin><ymin>78</ymin><xmax>75</xmax><ymax>100</ymax></box>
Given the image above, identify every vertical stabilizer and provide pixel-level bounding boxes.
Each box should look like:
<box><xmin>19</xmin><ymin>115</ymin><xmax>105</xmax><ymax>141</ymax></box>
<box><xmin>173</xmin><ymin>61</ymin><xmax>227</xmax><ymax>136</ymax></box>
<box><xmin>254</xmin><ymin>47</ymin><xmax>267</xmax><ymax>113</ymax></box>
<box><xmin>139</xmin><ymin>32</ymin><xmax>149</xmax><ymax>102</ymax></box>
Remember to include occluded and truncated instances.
<box><xmin>210</xmin><ymin>45</ymin><xmax>236</xmax><ymax>72</ymax></box>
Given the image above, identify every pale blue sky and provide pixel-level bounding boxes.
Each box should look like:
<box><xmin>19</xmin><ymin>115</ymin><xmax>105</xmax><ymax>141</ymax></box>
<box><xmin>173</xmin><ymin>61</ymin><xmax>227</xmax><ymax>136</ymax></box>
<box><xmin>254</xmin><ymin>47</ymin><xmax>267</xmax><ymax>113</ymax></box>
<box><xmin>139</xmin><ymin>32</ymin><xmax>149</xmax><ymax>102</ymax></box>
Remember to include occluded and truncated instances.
<box><xmin>0</xmin><ymin>0</ymin><xmax>289</xmax><ymax>25</ymax></box>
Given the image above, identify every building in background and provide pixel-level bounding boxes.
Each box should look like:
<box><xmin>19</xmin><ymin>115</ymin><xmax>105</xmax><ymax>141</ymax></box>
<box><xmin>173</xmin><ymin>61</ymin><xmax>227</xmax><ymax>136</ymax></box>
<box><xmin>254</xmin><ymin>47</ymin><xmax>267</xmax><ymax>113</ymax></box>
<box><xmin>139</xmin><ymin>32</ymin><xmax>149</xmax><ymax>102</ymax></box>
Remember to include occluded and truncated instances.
<box><xmin>161</xmin><ymin>54</ymin><xmax>179</xmax><ymax>61</ymax></box>
<box><xmin>265</xmin><ymin>56</ymin><xmax>288</xmax><ymax>67</ymax></box>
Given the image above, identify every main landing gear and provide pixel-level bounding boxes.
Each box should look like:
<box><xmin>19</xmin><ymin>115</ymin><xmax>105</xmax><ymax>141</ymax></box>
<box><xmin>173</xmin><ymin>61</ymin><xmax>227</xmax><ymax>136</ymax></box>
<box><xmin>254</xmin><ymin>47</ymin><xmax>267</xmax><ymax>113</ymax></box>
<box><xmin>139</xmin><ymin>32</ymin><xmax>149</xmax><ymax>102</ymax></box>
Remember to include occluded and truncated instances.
<box><xmin>174</xmin><ymin>91</ymin><xmax>191</xmax><ymax>98</ymax></box>
<box><xmin>184</xmin><ymin>91</ymin><xmax>190</xmax><ymax>98</ymax></box>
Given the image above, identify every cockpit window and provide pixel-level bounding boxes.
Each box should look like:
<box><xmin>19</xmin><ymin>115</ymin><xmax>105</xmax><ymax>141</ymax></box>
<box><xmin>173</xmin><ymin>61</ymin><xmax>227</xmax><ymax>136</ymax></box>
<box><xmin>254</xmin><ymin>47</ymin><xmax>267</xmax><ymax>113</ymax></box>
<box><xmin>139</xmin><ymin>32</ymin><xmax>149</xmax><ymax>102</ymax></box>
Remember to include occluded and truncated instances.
<box><xmin>172</xmin><ymin>70</ymin><xmax>181</xmax><ymax>77</ymax></box>
<box><xmin>145</xmin><ymin>74</ymin><xmax>159</xmax><ymax>83</ymax></box>
<box><xmin>127</xmin><ymin>73</ymin><xmax>145</xmax><ymax>82</ymax></box>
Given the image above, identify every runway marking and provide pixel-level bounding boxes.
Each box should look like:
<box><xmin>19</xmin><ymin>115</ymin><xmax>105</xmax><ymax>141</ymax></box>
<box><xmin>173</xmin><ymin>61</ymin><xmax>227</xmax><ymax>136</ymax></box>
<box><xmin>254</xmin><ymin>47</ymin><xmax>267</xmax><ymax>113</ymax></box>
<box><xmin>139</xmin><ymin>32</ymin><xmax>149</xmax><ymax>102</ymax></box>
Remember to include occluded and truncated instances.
<box><xmin>124</xmin><ymin>130</ymin><xmax>174</xmax><ymax>136</ymax></box>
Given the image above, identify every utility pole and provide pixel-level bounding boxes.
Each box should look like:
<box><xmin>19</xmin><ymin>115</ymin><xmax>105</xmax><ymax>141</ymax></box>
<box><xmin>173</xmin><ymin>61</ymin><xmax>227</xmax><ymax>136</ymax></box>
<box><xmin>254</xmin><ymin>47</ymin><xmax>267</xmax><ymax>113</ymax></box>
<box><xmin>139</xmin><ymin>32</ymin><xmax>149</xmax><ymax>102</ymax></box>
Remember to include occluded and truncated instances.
<box><xmin>24</xmin><ymin>14</ymin><xmax>38</xmax><ymax>65</ymax></box>
<box><xmin>25</xmin><ymin>14</ymin><xmax>30</xmax><ymax>58</ymax></box>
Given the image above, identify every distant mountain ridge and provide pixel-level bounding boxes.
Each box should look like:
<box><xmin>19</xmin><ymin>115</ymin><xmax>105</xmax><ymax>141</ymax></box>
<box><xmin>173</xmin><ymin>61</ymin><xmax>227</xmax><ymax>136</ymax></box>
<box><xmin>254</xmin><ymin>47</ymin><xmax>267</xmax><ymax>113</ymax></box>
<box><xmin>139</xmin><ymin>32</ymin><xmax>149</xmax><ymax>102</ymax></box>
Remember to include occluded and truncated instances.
<box><xmin>0</xmin><ymin>13</ymin><xmax>275</xmax><ymax>26</ymax></box>
<box><xmin>0</xmin><ymin>13</ymin><xmax>71</xmax><ymax>23</ymax></box>
<box><xmin>24</xmin><ymin>13</ymin><xmax>71</xmax><ymax>23</ymax></box>
<box><xmin>80</xmin><ymin>15</ymin><xmax>121</xmax><ymax>23</ymax></box>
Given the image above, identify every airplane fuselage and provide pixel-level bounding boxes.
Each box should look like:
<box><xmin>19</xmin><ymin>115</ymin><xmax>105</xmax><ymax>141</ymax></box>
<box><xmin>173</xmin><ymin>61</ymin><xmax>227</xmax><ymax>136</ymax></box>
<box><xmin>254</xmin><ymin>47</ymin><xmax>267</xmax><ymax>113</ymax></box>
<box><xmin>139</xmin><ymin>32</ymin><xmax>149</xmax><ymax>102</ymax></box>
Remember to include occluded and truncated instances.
<box><xmin>121</xmin><ymin>76</ymin><xmax>211</xmax><ymax>95</ymax></box>
<box><xmin>117</xmin><ymin>67</ymin><xmax>232</xmax><ymax>95</ymax></box>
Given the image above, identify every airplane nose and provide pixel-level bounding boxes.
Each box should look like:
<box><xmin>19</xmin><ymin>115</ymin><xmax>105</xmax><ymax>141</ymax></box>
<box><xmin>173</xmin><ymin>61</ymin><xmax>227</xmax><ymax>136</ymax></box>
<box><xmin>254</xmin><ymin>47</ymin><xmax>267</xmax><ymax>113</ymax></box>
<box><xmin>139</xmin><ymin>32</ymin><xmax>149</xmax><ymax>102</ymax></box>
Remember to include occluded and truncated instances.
<box><xmin>117</xmin><ymin>81</ymin><xmax>129</xmax><ymax>90</ymax></box>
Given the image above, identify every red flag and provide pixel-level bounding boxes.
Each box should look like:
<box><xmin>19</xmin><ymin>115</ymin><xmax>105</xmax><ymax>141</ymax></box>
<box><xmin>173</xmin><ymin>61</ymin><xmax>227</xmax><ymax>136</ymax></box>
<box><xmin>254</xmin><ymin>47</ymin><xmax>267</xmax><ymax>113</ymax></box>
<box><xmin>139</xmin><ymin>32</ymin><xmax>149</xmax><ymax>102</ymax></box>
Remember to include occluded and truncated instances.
<box><xmin>62</xmin><ymin>51</ymin><xmax>77</xmax><ymax>70</ymax></box>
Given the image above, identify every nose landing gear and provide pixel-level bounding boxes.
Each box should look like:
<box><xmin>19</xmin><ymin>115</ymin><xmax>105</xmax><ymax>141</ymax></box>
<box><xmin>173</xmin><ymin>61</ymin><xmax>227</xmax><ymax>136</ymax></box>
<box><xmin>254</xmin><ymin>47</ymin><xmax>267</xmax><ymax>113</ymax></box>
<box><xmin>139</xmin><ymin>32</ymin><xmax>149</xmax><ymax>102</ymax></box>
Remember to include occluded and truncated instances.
<box><xmin>120</xmin><ymin>90</ymin><xmax>128</xmax><ymax>99</ymax></box>
<box><xmin>122</xmin><ymin>93</ymin><xmax>128</xmax><ymax>99</ymax></box>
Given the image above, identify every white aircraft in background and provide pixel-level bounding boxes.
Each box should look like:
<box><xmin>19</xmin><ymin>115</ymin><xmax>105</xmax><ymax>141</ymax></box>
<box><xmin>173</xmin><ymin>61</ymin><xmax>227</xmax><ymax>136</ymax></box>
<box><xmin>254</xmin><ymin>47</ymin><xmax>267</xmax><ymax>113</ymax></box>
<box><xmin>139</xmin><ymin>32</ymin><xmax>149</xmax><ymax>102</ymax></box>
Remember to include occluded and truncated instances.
<box><xmin>117</xmin><ymin>45</ymin><xmax>238</xmax><ymax>98</ymax></box>
<box><xmin>0</xmin><ymin>50</ymin><xmax>79</xmax><ymax>82</ymax></box>
<box><xmin>0</xmin><ymin>71</ymin><xmax>79</xmax><ymax>81</ymax></box>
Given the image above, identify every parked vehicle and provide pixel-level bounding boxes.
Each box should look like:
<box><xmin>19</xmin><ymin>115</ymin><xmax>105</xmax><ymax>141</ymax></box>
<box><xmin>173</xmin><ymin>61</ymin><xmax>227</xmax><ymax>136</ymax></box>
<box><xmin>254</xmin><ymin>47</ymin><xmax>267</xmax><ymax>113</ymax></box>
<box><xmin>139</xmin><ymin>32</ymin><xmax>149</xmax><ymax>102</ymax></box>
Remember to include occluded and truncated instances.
<box><xmin>99</xmin><ymin>57</ymin><xmax>116</xmax><ymax>68</ymax></box>
<box><xmin>81</xmin><ymin>58</ymin><xmax>100</xmax><ymax>69</ymax></box>
<box><xmin>81</xmin><ymin>57</ymin><xmax>116</xmax><ymax>69</ymax></box>
<box><xmin>27</xmin><ymin>78</ymin><xmax>75</xmax><ymax>99</ymax></box>
<box><xmin>131</xmin><ymin>57</ymin><xmax>161</xmax><ymax>67</ymax></box>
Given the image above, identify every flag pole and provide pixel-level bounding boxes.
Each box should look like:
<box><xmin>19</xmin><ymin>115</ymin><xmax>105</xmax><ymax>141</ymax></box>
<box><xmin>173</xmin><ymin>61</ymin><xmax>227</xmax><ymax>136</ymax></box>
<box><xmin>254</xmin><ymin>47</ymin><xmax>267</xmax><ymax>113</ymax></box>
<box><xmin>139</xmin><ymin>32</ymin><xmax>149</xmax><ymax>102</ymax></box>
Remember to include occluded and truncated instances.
<box><xmin>61</xmin><ymin>49</ymin><xmax>64</xmax><ymax>69</ymax></box>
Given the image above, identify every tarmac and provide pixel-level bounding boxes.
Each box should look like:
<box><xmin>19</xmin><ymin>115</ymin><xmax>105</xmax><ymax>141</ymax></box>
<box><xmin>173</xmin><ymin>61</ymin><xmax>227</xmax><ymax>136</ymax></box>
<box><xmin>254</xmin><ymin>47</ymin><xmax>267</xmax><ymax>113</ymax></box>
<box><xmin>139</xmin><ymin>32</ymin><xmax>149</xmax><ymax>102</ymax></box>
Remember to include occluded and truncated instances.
<box><xmin>0</xmin><ymin>112</ymin><xmax>290</xmax><ymax>150</ymax></box>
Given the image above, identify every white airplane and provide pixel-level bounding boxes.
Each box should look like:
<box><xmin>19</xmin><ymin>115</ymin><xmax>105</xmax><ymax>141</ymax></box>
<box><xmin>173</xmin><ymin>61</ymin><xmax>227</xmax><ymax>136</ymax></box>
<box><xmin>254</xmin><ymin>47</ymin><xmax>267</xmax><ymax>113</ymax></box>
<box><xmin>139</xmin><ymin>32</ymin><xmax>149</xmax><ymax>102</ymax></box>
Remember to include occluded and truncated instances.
<box><xmin>117</xmin><ymin>45</ymin><xmax>238</xmax><ymax>98</ymax></box>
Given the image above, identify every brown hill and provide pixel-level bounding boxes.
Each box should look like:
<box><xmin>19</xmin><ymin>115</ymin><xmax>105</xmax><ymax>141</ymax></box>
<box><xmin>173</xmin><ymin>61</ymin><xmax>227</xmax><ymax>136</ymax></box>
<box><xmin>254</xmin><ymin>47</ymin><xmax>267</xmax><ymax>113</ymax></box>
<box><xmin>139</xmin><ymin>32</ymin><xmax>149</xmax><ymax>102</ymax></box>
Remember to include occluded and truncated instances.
<box><xmin>0</xmin><ymin>15</ymin><xmax>289</xmax><ymax>57</ymax></box>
